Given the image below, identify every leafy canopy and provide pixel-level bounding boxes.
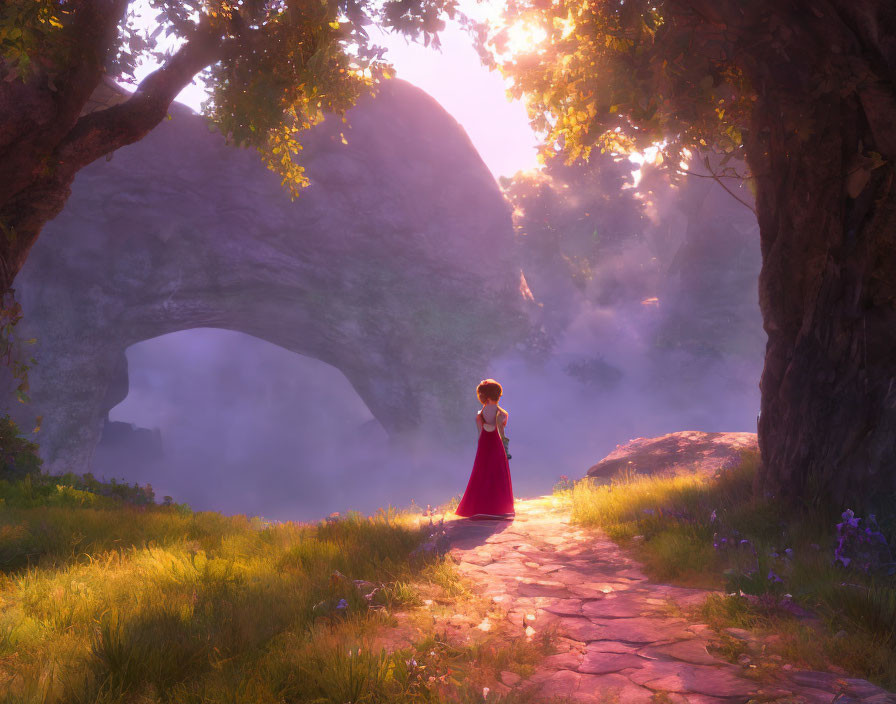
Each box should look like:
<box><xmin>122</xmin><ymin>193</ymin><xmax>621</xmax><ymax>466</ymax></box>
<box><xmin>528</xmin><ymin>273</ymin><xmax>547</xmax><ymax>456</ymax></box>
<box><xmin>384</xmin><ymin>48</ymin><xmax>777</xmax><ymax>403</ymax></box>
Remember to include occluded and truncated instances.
<box><xmin>1</xmin><ymin>0</ymin><xmax>460</xmax><ymax>195</ymax></box>
<box><xmin>482</xmin><ymin>0</ymin><xmax>754</xmax><ymax>172</ymax></box>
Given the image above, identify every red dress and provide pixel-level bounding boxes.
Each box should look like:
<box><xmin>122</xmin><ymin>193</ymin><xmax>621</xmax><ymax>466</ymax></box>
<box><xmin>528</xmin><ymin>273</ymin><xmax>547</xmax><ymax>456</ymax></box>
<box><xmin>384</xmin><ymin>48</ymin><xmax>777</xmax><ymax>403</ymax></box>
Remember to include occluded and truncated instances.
<box><xmin>455</xmin><ymin>412</ymin><xmax>515</xmax><ymax>518</ymax></box>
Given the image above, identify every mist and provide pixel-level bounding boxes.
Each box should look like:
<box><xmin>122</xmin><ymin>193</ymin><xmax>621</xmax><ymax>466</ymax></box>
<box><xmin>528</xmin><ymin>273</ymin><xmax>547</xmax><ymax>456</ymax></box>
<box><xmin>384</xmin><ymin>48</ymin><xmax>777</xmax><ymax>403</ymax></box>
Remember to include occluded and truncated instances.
<box><xmin>97</xmin><ymin>324</ymin><xmax>760</xmax><ymax>522</ymax></box>
<box><xmin>95</xmin><ymin>153</ymin><xmax>764</xmax><ymax>522</ymax></box>
<box><xmin>87</xmin><ymin>117</ymin><xmax>765</xmax><ymax>522</ymax></box>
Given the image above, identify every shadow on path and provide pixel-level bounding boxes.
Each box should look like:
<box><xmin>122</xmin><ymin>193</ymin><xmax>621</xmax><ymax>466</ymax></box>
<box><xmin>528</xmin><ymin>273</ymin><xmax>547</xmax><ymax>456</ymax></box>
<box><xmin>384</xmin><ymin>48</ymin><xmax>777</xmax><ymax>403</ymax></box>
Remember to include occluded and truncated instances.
<box><xmin>443</xmin><ymin>516</ymin><xmax>513</xmax><ymax>551</ymax></box>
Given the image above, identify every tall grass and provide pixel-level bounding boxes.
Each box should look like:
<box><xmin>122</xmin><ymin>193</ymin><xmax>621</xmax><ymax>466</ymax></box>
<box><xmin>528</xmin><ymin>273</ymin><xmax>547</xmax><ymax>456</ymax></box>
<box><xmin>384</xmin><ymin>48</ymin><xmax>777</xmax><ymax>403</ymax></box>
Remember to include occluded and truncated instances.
<box><xmin>0</xmin><ymin>469</ymin><xmax>483</xmax><ymax>704</ymax></box>
<box><xmin>0</xmin><ymin>504</ymin><xmax>246</xmax><ymax>572</ymax></box>
<box><xmin>568</xmin><ymin>455</ymin><xmax>764</xmax><ymax>583</ymax></box>
<box><xmin>564</xmin><ymin>452</ymin><xmax>896</xmax><ymax>688</ymax></box>
<box><xmin>0</xmin><ymin>469</ymin><xmax>557</xmax><ymax>703</ymax></box>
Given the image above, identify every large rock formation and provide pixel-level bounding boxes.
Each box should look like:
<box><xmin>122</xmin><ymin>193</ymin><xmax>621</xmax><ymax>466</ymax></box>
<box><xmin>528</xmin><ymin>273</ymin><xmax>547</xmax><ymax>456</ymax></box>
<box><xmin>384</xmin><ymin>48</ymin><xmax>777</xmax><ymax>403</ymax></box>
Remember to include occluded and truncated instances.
<box><xmin>587</xmin><ymin>431</ymin><xmax>759</xmax><ymax>482</ymax></box>
<box><xmin>5</xmin><ymin>79</ymin><xmax>526</xmax><ymax>473</ymax></box>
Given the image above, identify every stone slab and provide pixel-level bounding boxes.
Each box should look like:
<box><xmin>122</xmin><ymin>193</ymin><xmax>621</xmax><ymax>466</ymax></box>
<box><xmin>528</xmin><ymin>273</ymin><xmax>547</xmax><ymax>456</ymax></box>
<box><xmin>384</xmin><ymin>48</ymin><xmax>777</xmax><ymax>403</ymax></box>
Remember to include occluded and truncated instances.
<box><xmin>578</xmin><ymin>650</ymin><xmax>647</xmax><ymax>675</ymax></box>
<box><xmin>582</xmin><ymin>596</ymin><xmax>649</xmax><ymax>619</ymax></box>
<box><xmin>639</xmin><ymin>639</ymin><xmax>724</xmax><ymax>666</ymax></box>
<box><xmin>627</xmin><ymin>661</ymin><xmax>755</xmax><ymax>698</ymax></box>
<box><xmin>588</xmin><ymin>617</ymin><xmax>692</xmax><ymax>644</ymax></box>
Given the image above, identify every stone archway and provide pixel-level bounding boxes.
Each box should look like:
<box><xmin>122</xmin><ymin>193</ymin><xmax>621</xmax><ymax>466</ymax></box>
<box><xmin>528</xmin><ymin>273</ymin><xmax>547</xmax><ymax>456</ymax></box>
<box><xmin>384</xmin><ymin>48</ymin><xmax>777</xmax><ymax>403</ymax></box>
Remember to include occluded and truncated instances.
<box><xmin>95</xmin><ymin>327</ymin><xmax>398</xmax><ymax>518</ymax></box>
<box><xmin>8</xmin><ymin>80</ymin><xmax>526</xmax><ymax>474</ymax></box>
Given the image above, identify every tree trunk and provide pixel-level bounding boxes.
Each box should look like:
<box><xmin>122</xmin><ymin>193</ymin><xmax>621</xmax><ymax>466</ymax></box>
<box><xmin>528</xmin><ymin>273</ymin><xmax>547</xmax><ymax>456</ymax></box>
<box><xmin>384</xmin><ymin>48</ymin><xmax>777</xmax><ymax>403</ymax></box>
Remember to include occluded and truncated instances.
<box><xmin>747</xmin><ymin>4</ymin><xmax>896</xmax><ymax>507</ymax></box>
<box><xmin>0</xmin><ymin>169</ymin><xmax>81</xmax><ymax>295</ymax></box>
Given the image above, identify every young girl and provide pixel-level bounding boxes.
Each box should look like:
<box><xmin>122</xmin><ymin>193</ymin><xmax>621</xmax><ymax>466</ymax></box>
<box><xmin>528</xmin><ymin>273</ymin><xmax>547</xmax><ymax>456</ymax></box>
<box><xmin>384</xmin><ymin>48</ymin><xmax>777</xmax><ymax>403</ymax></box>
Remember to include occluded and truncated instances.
<box><xmin>455</xmin><ymin>379</ymin><xmax>515</xmax><ymax>519</ymax></box>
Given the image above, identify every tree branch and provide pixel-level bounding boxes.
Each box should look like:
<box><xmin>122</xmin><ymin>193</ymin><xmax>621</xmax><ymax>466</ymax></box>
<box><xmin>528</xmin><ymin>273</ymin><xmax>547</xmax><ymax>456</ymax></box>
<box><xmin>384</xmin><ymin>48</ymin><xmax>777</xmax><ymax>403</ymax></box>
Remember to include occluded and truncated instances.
<box><xmin>677</xmin><ymin>165</ymin><xmax>757</xmax><ymax>215</ymax></box>
<box><xmin>56</xmin><ymin>23</ymin><xmax>223</xmax><ymax>176</ymax></box>
<box><xmin>676</xmin><ymin>168</ymin><xmax>749</xmax><ymax>181</ymax></box>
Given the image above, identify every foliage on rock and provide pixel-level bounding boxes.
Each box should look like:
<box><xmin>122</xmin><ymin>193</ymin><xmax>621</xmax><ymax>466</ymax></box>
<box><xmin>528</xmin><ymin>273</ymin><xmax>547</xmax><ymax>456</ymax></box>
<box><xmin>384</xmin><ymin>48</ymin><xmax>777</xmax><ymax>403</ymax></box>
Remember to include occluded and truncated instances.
<box><xmin>0</xmin><ymin>413</ymin><xmax>41</xmax><ymax>479</ymax></box>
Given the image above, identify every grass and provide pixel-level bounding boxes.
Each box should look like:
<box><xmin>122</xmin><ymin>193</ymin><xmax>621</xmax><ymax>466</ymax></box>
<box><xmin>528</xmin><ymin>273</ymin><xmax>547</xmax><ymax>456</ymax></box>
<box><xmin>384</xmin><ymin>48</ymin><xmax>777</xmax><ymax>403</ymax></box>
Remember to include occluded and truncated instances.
<box><xmin>561</xmin><ymin>452</ymin><xmax>896</xmax><ymax>689</ymax></box>
<box><xmin>567</xmin><ymin>456</ymin><xmax>765</xmax><ymax>585</ymax></box>
<box><xmin>0</xmin><ymin>472</ymin><xmax>551</xmax><ymax>703</ymax></box>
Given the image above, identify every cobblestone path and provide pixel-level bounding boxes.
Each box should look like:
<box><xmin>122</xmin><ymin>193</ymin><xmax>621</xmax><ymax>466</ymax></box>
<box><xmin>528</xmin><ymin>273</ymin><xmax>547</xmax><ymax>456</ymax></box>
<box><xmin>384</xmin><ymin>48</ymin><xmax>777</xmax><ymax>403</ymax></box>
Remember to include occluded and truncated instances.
<box><xmin>442</xmin><ymin>498</ymin><xmax>896</xmax><ymax>704</ymax></box>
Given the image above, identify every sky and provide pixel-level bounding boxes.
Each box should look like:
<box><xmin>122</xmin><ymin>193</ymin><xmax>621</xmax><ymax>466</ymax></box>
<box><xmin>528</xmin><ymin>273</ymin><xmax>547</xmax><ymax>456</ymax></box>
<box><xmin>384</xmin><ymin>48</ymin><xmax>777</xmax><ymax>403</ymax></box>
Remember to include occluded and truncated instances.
<box><xmin>128</xmin><ymin>4</ymin><xmax>541</xmax><ymax>179</ymax></box>
<box><xmin>368</xmin><ymin>23</ymin><xmax>542</xmax><ymax>179</ymax></box>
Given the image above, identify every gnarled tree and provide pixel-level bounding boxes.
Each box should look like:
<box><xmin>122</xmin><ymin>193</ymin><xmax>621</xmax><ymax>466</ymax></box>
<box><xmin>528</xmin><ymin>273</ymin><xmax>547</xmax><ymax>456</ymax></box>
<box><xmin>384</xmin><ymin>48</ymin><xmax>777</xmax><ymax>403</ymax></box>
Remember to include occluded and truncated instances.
<box><xmin>0</xmin><ymin>0</ymin><xmax>455</xmax><ymax>295</ymax></box>
<box><xmin>487</xmin><ymin>1</ymin><xmax>896</xmax><ymax>506</ymax></box>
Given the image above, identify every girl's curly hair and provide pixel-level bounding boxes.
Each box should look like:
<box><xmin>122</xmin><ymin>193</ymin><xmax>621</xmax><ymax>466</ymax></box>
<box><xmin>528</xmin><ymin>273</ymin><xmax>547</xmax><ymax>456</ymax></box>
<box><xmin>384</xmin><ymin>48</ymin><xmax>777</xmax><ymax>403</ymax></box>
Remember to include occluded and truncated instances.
<box><xmin>476</xmin><ymin>378</ymin><xmax>503</xmax><ymax>403</ymax></box>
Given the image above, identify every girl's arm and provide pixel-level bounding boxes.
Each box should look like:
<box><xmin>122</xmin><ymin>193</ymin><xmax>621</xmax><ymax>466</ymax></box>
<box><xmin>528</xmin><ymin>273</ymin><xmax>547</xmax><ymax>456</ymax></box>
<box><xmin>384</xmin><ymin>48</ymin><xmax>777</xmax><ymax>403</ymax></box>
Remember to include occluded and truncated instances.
<box><xmin>476</xmin><ymin>412</ymin><xmax>484</xmax><ymax>435</ymax></box>
<box><xmin>496</xmin><ymin>408</ymin><xmax>508</xmax><ymax>442</ymax></box>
